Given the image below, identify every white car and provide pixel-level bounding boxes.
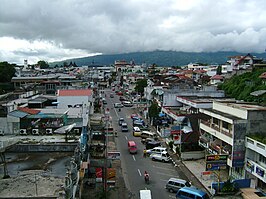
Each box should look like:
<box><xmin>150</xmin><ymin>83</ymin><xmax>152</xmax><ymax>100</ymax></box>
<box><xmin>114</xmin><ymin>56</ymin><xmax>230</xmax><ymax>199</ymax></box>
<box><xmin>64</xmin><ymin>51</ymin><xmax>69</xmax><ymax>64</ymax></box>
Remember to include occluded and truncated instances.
<box><xmin>150</xmin><ymin>151</ymin><xmax>170</xmax><ymax>162</ymax></box>
<box><xmin>114</xmin><ymin>103</ymin><xmax>123</xmax><ymax>108</ymax></box>
<box><xmin>146</xmin><ymin>147</ymin><xmax>167</xmax><ymax>156</ymax></box>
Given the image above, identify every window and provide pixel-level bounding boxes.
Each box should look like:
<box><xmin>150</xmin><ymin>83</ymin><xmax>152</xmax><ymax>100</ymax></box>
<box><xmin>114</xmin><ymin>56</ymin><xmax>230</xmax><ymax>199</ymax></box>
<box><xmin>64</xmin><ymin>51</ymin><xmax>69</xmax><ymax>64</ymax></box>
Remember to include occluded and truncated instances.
<box><xmin>213</xmin><ymin>118</ymin><xmax>219</xmax><ymax>125</ymax></box>
<box><xmin>259</xmin><ymin>154</ymin><xmax>266</xmax><ymax>164</ymax></box>
<box><xmin>222</xmin><ymin>121</ymin><xmax>229</xmax><ymax>129</ymax></box>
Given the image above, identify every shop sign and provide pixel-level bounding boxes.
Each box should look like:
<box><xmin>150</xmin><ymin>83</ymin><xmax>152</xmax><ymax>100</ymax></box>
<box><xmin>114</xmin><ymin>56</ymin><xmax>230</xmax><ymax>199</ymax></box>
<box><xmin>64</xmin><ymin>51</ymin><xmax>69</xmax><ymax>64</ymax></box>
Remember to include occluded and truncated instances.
<box><xmin>256</xmin><ymin>166</ymin><xmax>265</xmax><ymax>177</ymax></box>
<box><xmin>246</xmin><ymin>160</ymin><xmax>254</xmax><ymax>172</ymax></box>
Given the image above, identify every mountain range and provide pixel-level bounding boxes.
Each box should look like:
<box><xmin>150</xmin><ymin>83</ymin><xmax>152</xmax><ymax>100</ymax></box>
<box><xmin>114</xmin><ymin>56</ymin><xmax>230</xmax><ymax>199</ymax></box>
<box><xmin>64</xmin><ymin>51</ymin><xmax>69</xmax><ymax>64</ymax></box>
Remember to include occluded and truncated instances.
<box><xmin>50</xmin><ymin>50</ymin><xmax>266</xmax><ymax>67</ymax></box>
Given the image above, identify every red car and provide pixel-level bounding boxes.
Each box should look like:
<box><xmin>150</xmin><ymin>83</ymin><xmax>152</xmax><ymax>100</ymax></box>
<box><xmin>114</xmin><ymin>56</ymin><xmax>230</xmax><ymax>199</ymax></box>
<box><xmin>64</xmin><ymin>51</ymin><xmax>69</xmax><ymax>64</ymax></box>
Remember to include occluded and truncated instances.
<box><xmin>117</xmin><ymin>91</ymin><xmax>123</xmax><ymax>96</ymax></box>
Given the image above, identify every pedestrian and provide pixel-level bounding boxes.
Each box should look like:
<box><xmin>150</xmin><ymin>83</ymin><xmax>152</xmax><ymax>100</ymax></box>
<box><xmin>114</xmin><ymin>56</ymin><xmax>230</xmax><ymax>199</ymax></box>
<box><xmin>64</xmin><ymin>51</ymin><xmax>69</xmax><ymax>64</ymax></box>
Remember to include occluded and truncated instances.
<box><xmin>143</xmin><ymin>149</ymin><xmax>147</xmax><ymax>158</ymax></box>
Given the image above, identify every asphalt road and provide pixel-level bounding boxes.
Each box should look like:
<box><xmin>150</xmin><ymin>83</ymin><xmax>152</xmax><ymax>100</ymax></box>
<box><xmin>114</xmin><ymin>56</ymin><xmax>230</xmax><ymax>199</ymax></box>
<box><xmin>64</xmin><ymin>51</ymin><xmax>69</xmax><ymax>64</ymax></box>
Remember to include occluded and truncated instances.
<box><xmin>104</xmin><ymin>89</ymin><xmax>189</xmax><ymax>199</ymax></box>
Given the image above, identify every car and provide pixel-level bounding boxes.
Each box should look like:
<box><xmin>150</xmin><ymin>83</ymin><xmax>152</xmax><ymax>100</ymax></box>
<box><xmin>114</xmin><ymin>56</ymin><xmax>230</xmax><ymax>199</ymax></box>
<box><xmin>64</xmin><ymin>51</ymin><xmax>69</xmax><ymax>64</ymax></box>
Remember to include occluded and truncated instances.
<box><xmin>123</xmin><ymin>101</ymin><xmax>133</xmax><ymax>107</ymax></box>
<box><xmin>146</xmin><ymin>140</ymin><xmax>161</xmax><ymax>149</ymax></box>
<box><xmin>110</xmin><ymin>93</ymin><xmax>114</xmax><ymax>98</ymax></box>
<box><xmin>150</xmin><ymin>151</ymin><xmax>170</xmax><ymax>162</ymax></box>
<box><xmin>118</xmin><ymin>118</ymin><xmax>125</xmax><ymax>126</ymax></box>
<box><xmin>165</xmin><ymin>178</ymin><xmax>192</xmax><ymax>193</ymax></box>
<box><xmin>121</xmin><ymin>122</ymin><xmax>129</xmax><ymax>132</ymax></box>
<box><xmin>114</xmin><ymin>103</ymin><xmax>123</xmax><ymax>108</ymax></box>
<box><xmin>131</xmin><ymin>113</ymin><xmax>139</xmax><ymax>119</ymax></box>
<box><xmin>146</xmin><ymin>146</ymin><xmax>167</xmax><ymax>156</ymax></box>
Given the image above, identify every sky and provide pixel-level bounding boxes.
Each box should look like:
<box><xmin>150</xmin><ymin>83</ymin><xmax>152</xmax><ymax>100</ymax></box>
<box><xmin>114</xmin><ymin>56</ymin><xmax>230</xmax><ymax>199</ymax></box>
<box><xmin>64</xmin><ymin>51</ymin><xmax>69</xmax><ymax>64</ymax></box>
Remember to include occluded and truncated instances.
<box><xmin>1</xmin><ymin>0</ymin><xmax>266</xmax><ymax>65</ymax></box>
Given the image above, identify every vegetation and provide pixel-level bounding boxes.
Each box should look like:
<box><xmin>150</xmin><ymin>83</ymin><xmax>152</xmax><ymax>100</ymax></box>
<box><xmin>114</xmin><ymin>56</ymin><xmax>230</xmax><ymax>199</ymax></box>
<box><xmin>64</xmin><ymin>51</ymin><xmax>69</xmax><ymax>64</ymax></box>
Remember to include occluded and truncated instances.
<box><xmin>37</xmin><ymin>60</ymin><xmax>49</xmax><ymax>69</ymax></box>
<box><xmin>0</xmin><ymin>62</ymin><xmax>16</xmax><ymax>94</ymax></box>
<box><xmin>50</xmin><ymin>50</ymin><xmax>266</xmax><ymax>67</ymax></box>
<box><xmin>247</xmin><ymin>133</ymin><xmax>266</xmax><ymax>145</ymax></box>
<box><xmin>219</xmin><ymin>68</ymin><xmax>266</xmax><ymax>103</ymax></box>
<box><xmin>148</xmin><ymin>101</ymin><xmax>160</xmax><ymax>120</ymax></box>
<box><xmin>134</xmin><ymin>79</ymin><xmax>147</xmax><ymax>95</ymax></box>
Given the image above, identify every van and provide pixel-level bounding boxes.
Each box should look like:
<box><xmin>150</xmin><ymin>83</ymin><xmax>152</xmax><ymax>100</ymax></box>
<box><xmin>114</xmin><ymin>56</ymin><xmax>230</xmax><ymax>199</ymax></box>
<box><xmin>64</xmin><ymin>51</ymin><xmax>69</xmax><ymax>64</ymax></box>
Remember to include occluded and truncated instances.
<box><xmin>139</xmin><ymin>189</ymin><xmax>152</xmax><ymax>199</ymax></box>
<box><xmin>165</xmin><ymin>178</ymin><xmax>191</xmax><ymax>193</ymax></box>
<box><xmin>121</xmin><ymin>122</ymin><xmax>128</xmax><ymax>132</ymax></box>
<box><xmin>140</xmin><ymin>131</ymin><xmax>157</xmax><ymax>141</ymax></box>
<box><xmin>133</xmin><ymin>126</ymin><xmax>141</xmax><ymax>137</ymax></box>
<box><xmin>128</xmin><ymin>141</ymin><xmax>137</xmax><ymax>154</ymax></box>
<box><xmin>176</xmin><ymin>187</ymin><xmax>209</xmax><ymax>199</ymax></box>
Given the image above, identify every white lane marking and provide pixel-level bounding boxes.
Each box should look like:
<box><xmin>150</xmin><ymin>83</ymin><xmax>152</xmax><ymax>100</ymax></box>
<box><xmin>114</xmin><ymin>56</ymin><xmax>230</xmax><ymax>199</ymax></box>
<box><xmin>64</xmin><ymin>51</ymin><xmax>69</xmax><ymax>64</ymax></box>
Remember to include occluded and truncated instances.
<box><xmin>153</xmin><ymin>165</ymin><xmax>175</xmax><ymax>172</ymax></box>
<box><xmin>132</xmin><ymin>155</ymin><xmax>136</xmax><ymax>161</ymax></box>
<box><xmin>169</xmin><ymin>195</ymin><xmax>176</xmax><ymax>198</ymax></box>
<box><xmin>125</xmin><ymin>136</ymin><xmax>128</xmax><ymax>140</ymax></box>
<box><xmin>138</xmin><ymin>169</ymin><xmax>142</xmax><ymax>176</ymax></box>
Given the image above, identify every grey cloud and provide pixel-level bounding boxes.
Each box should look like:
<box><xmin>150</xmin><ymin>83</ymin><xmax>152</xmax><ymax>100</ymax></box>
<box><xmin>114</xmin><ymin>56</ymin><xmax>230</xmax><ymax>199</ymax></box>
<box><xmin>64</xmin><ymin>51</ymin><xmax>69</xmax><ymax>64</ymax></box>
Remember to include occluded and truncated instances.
<box><xmin>1</xmin><ymin>0</ymin><xmax>266</xmax><ymax>64</ymax></box>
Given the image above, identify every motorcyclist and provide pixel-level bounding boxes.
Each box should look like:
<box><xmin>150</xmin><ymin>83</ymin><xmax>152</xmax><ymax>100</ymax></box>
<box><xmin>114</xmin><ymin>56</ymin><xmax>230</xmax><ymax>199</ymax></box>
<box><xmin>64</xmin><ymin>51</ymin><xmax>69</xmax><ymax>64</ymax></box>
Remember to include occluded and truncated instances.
<box><xmin>118</xmin><ymin>108</ymin><xmax>121</xmax><ymax>112</ymax></box>
<box><xmin>144</xmin><ymin>171</ymin><xmax>149</xmax><ymax>183</ymax></box>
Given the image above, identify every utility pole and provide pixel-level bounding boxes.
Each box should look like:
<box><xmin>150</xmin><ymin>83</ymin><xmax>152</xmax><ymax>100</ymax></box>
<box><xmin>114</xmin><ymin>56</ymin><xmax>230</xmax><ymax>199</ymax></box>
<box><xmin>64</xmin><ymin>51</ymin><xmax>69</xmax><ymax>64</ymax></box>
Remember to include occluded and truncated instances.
<box><xmin>104</xmin><ymin>107</ymin><xmax>110</xmax><ymax>198</ymax></box>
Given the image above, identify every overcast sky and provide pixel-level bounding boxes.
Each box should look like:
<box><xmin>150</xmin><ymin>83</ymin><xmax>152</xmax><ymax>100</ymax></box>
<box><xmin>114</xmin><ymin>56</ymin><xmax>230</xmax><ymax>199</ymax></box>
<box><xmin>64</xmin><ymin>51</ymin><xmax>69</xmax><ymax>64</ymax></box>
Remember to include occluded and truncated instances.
<box><xmin>1</xmin><ymin>0</ymin><xmax>266</xmax><ymax>65</ymax></box>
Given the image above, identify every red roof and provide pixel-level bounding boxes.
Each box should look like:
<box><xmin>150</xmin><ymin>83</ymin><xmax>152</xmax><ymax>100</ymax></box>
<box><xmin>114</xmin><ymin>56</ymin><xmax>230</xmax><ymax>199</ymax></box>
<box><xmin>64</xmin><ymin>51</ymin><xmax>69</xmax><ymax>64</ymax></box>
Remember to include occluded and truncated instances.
<box><xmin>259</xmin><ymin>72</ymin><xmax>266</xmax><ymax>79</ymax></box>
<box><xmin>58</xmin><ymin>89</ymin><xmax>92</xmax><ymax>96</ymax></box>
<box><xmin>17</xmin><ymin>107</ymin><xmax>40</xmax><ymax>115</ymax></box>
<box><xmin>210</xmin><ymin>75</ymin><xmax>224</xmax><ymax>80</ymax></box>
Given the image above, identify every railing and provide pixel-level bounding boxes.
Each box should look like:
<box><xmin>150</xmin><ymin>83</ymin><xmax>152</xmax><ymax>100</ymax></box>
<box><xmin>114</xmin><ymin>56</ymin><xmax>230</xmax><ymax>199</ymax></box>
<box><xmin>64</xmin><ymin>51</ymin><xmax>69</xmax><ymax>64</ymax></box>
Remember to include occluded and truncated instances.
<box><xmin>201</xmin><ymin>120</ymin><xmax>233</xmax><ymax>138</ymax></box>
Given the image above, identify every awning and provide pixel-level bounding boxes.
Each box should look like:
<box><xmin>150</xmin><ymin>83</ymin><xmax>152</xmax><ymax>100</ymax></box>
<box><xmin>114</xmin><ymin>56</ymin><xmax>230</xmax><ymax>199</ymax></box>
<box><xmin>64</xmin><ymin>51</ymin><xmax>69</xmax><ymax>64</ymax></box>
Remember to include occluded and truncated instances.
<box><xmin>54</xmin><ymin>123</ymin><xmax>76</xmax><ymax>134</ymax></box>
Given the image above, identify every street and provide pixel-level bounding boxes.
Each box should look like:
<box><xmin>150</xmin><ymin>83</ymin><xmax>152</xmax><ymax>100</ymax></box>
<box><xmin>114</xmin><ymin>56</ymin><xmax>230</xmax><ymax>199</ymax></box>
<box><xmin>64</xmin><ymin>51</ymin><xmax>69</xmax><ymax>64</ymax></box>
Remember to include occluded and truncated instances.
<box><xmin>104</xmin><ymin>89</ymin><xmax>190</xmax><ymax>199</ymax></box>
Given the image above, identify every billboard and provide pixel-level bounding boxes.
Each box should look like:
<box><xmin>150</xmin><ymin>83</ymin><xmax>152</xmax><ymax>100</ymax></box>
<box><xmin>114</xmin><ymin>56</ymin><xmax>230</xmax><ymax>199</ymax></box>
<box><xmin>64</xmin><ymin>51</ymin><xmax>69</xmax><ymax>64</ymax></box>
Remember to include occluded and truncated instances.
<box><xmin>206</xmin><ymin>154</ymin><xmax>228</xmax><ymax>171</ymax></box>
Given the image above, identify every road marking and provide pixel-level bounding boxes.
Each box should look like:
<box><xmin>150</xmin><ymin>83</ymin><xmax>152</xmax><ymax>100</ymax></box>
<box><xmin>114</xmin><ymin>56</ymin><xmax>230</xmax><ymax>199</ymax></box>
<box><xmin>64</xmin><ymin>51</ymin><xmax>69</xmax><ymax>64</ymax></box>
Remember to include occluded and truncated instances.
<box><xmin>132</xmin><ymin>155</ymin><xmax>136</xmax><ymax>161</ymax></box>
<box><xmin>169</xmin><ymin>195</ymin><xmax>176</xmax><ymax>198</ymax></box>
<box><xmin>138</xmin><ymin>169</ymin><xmax>142</xmax><ymax>176</ymax></box>
<box><xmin>153</xmin><ymin>165</ymin><xmax>175</xmax><ymax>172</ymax></box>
<box><xmin>125</xmin><ymin>136</ymin><xmax>128</xmax><ymax>140</ymax></box>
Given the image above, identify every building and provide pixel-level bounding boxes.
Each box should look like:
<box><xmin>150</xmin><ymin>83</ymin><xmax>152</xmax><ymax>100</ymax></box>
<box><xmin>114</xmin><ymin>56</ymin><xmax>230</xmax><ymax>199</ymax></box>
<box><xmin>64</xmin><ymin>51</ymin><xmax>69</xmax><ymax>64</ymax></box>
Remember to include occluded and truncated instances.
<box><xmin>199</xmin><ymin>101</ymin><xmax>266</xmax><ymax>180</ymax></box>
<box><xmin>245</xmin><ymin>136</ymin><xmax>266</xmax><ymax>191</ymax></box>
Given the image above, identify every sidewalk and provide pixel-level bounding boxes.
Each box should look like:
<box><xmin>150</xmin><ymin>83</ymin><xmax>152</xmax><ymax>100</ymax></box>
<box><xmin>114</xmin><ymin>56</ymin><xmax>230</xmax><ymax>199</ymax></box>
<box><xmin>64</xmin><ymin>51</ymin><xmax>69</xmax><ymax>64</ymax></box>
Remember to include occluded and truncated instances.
<box><xmin>133</xmin><ymin>109</ymin><xmax>227</xmax><ymax>197</ymax></box>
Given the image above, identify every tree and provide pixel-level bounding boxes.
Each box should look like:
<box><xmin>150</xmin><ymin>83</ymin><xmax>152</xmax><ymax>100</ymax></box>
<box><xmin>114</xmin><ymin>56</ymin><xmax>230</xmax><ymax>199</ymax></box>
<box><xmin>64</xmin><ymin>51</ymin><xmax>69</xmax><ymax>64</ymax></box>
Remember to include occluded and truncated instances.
<box><xmin>134</xmin><ymin>79</ymin><xmax>147</xmax><ymax>95</ymax></box>
<box><xmin>148</xmin><ymin>101</ymin><xmax>160</xmax><ymax>125</ymax></box>
<box><xmin>216</xmin><ymin>65</ymin><xmax>222</xmax><ymax>75</ymax></box>
<box><xmin>0</xmin><ymin>62</ymin><xmax>16</xmax><ymax>83</ymax></box>
<box><xmin>37</xmin><ymin>60</ymin><xmax>49</xmax><ymax>69</ymax></box>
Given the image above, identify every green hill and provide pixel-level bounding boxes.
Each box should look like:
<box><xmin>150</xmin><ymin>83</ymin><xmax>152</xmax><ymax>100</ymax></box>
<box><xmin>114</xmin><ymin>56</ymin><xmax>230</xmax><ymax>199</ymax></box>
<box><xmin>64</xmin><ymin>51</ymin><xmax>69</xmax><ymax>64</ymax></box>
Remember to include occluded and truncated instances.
<box><xmin>50</xmin><ymin>50</ymin><xmax>266</xmax><ymax>67</ymax></box>
<box><xmin>219</xmin><ymin>68</ymin><xmax>266</xmax><ymax>104</ymax></box>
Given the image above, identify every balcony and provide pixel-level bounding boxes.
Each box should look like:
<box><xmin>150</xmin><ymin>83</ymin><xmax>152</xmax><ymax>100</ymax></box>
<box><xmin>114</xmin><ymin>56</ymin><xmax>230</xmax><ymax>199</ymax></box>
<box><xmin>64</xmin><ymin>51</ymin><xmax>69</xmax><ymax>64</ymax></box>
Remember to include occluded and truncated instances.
<box><xmin>246</xmin><ymin>137</ymin><xmax>266</xmax><ymax>157</ymax></box>
<box><xmin>200</xmin><ymin>121</ymin><xmax>233</xmax><ymax>145</ymax></box>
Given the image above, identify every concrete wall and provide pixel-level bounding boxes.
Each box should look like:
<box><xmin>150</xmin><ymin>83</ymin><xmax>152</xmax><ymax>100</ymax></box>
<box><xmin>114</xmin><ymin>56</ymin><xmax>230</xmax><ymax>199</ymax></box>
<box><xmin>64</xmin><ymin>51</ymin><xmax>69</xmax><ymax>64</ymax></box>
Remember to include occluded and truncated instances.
<box><xmin>7</xmin><ymin>143</ymin><xmax>78</xmax><ymax>152</ymax></box>
<box><xmin>181</xmin><ymin>150</ymin><xmax>206</xmax><ymax>160</ymax></box>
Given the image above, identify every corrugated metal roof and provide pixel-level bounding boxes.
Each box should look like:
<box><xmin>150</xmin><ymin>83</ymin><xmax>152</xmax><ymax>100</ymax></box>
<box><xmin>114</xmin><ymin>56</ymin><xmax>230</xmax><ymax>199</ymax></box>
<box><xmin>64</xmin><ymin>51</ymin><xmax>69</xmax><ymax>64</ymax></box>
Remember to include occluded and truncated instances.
<box><xmin>8</xmin><ymin>110</ymin><xmax>28</xmax><ymax>118</ymax></box>
<box><xmin>58</xmin><ymin>89</ymin><xmax>92</xmax><ymax>96</ymax></box>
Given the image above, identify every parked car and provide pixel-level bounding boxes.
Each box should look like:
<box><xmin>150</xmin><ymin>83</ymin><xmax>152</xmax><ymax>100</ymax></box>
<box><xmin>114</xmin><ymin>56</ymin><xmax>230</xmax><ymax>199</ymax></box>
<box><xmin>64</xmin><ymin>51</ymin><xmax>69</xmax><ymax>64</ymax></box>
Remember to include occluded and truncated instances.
<box><xmin>176</xmin><ymin>187</ymin><xmax>209</xmax><ymax>199</ymax></box>
<box><xmin>150</xmin><ymin>151</ymin><xmax>170</xmax><ymax>162</ymax></box>
<box><xmin>165</xmin><ymin>178</ymin><xmax>192</xmax><ymax>193</ymax></box>
<box><xmin>114</xmin><ymin>103</ymin><xmax>123</xmax><ymax>108</ymax></box>
<box><xmin>146</xmin><ymin>147</ymin><xmax>167</xmax><ymax>156</ymax></box>
<box><xmin>110</xmin><ymin>93</ymin><xmax>114</xmax><ymax>98</ymax></box>
<box><xmin>146</xmin><ymin>140</ymin><xmax>161</xmax><ymax>150</ymax></box>
<box><xmin>123</xmin><ymin>101</ymin><xmax>133</xmax><ymax>107</ymax></box>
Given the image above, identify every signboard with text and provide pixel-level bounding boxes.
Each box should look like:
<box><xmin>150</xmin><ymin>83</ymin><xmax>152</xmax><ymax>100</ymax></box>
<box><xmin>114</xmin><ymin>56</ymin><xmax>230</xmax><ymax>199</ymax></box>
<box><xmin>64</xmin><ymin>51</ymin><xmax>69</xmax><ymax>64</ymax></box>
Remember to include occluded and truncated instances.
<box><xmin>205</xmin><ymin>154</ymin><xmax>228</xmax><ymax>171</ymax></box>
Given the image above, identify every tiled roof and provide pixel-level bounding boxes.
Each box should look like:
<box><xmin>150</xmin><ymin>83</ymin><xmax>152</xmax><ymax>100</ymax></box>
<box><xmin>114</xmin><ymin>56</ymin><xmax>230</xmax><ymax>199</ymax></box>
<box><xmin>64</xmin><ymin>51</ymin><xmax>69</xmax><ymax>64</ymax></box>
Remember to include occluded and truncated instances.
<box><xmin>58</xmin><ymin>89</ymin><xmax>92</xmax><ymax>96</ymax></box>
<box><xmin>210</xmin><ymin>75</ymin><xmax>224</xmax><ymax>80</ymax></box>
<box><xmin>259</xmin><ymin>72</ymin><xmax>266</xmax><ymax>79</ymax></box>
<box><xmin>17</xmin><ymin>107</ymin><xmax>40</xmax><ymax>115</ymax></box>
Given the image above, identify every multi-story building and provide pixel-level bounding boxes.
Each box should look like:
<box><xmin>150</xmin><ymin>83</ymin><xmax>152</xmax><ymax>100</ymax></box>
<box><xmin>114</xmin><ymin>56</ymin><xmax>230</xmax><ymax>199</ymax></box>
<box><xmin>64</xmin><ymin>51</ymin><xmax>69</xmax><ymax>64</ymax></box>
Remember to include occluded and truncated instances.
<box><xmin>245</xmin><ymin>136</ymin><xmax>266</xmax><ymax>190</ymax></box>
<box><xmin>199</xmin><ymin>101</ymin><xmax>266</xmax><ymax>180</ymax></box>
